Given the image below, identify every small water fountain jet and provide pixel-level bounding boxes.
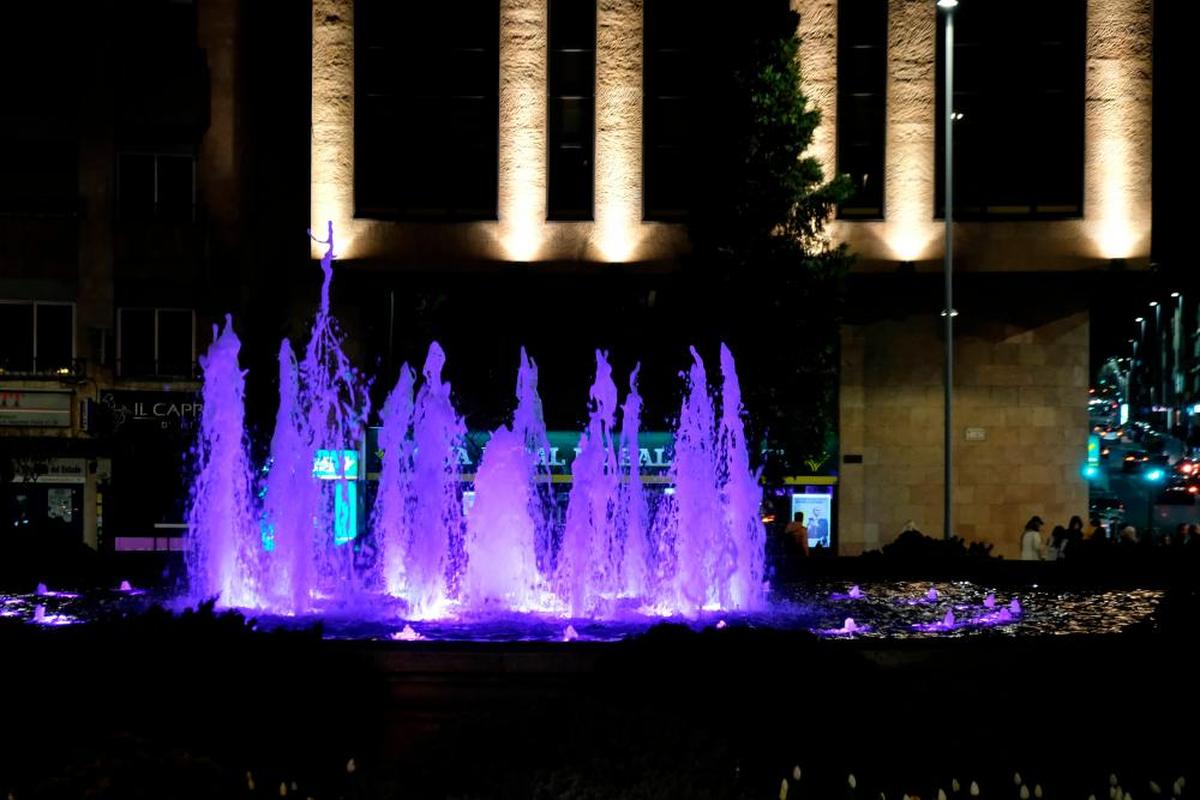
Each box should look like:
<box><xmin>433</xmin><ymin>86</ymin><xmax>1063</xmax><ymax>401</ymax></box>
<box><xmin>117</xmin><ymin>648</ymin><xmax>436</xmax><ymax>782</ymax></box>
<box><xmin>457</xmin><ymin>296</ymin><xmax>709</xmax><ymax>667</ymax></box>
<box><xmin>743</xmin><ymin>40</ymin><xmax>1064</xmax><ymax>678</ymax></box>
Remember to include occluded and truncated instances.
<box><xmin>391</xmin><ymin>624</ymin><xmax>424</xmax><ymax>641</ymax></box>
<box><xmin>820</xmin><ymin>616</ymin><xmax>869</xmax><ymax>636</ymax></box>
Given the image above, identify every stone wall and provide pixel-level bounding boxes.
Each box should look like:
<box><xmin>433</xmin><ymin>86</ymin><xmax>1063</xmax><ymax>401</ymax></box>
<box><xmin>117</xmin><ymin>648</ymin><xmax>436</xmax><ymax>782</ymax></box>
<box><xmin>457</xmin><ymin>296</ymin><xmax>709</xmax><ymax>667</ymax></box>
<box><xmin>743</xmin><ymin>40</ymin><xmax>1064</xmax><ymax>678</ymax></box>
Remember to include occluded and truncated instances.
<box><xmin>838</xmin><ymin>310</ymin><xmax>1089</xmax><ymax>558</ymax></box>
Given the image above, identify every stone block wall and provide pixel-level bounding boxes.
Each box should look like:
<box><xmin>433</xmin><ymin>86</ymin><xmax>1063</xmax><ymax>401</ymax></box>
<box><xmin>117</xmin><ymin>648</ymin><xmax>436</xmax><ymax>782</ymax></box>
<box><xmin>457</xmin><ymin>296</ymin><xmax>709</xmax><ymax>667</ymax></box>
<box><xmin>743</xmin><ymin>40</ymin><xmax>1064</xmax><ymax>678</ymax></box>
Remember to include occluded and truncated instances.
<box><xmin>838</xmin><ymin>310</ymin><xmax>1089</xmax><ymax>558</ymax></box>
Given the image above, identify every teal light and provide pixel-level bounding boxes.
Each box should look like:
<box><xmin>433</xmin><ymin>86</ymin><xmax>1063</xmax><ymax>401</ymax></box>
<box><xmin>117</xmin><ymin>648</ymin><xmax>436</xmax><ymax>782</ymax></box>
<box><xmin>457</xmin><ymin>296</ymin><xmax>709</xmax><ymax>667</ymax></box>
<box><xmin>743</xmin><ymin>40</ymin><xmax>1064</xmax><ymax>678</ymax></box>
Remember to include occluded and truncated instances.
<box><xmin>313</xmin><ymin>449</ymin><xmax>360</xmax><ymax>546</ymax></box>
<box><xmin>1145</xmin><ymin>468</ymin><xmax>1165</xmax><ymax>483</ymax></box>
<box><xmin>261</xmin><ymin>520</ymin><xmax>276</xmax><ymax>552</ymax></box>
<box><xmin>332</xmin><ymin>480</ymin><xmax>357</xmax><ymax>546</ymax></box>
<box><xmin>1082</xmin><ymin>464</ymin><xmax>1101</xmax><ymax>480</ymax></box>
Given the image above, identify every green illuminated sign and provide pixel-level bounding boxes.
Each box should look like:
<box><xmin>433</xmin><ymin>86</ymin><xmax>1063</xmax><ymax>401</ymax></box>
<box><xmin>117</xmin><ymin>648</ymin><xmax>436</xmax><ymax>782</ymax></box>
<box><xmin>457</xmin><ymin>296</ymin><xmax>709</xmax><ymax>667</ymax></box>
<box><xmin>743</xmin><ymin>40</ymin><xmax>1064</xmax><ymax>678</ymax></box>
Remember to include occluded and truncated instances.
<box><xmin>364</xmin><ymin>428</ymin><xmax>673</xmax><ymax>481</ymax></box>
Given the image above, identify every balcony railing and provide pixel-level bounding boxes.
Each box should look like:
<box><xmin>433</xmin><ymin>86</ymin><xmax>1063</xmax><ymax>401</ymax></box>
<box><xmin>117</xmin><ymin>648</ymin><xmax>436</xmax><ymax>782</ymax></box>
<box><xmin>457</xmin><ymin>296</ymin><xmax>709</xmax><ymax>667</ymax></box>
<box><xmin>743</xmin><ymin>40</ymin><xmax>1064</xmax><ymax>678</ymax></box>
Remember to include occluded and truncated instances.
<box><xmin>0</xmin><ymin>358</ymin><xmax>87</xmax><ymax>379</ymax></box>
<box><xmin>116</xmin><ymin>360</ymin><xmax>201</xmax><ymax>381</ymax></box>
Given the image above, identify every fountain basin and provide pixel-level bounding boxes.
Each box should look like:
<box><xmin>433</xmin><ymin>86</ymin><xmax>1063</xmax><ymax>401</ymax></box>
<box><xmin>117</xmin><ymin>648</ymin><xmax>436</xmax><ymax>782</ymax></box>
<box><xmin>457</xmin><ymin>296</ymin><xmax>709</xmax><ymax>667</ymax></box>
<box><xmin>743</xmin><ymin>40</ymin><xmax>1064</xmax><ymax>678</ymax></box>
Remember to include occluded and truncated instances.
<box><xmin>1</xmin><ymin>579</ymin><xmax>1161</xmax><ymax>641</ymax></box>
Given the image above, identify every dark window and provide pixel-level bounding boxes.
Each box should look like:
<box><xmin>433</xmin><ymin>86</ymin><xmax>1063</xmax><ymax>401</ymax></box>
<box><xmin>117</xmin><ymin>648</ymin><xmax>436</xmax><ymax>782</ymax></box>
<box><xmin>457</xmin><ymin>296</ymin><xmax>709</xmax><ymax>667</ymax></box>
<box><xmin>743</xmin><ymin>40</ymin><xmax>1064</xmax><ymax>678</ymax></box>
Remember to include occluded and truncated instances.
<box><xmin>157</xmin><ymin>309</ymin><xmax>195</xmax><ymax>377</ymax></box>
<box><xmin>118</xmin><ymin>153</ymin><xmax>195</xmax><ymax>221</ymax></box>
<box><xmin>156</xmin><ymin>156</ymin><xmax>195</xmax><ymax>221</ymax></box>
<box><xmin>119</xmin><ymin>308</ymin><xmax>194</xmax><ymax>378</ymax></box>
<box><xmin>837</xmin><ymin>0</ymin><xmax>886</xmax><ymax>219</ymax></box>
<box><xmin>0</xmin><ymin>139</ymin><xmax>78</xmax><ymax>215</ymax></box>
<box><xmin>356</xmin><ymin>0</ymin><xmax>500</xmax><ymax>220</ymax></box>
<box><xmin>0</xmin><ymin>302</ymin><xmax>74</xmax><ymax>374</ymax></box>
<box><xmin>936</xmin><ymin>0</ymin><xmax>1085</xmax><ymax>219</ymax></box>
<box><xmin>0</xmin><ymin>304</ymin><xmax>35</xmax><ymax>373</ymax></box>
<box><xmin>547</xmin><ymin>0</ymin><xmax>595</xmax><ymax>220</ymax></box>
<box><xmin>643</xmin><ymin>1</ymin><xmax>697</xmax><ymax>220</ymax></box>
<box><xmin>35</xmin><ymin>305</ymin><xmax>74</xmax><ymax>373</ymax></box>
<box><xmin>119</xmin><ymin>309</ymin><xmax>156</xmax><ymax>377</ymax></box>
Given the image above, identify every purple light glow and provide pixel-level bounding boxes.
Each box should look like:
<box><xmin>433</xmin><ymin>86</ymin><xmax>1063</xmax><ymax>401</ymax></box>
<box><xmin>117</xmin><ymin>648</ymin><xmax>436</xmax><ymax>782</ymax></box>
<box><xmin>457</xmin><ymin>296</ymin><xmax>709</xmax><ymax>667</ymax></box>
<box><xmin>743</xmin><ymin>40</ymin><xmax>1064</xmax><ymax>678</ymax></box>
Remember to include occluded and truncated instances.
<box><xmin>183</xmin><ymin>224</ymin><xmax>768</xmax><ymax>625</ymax></box>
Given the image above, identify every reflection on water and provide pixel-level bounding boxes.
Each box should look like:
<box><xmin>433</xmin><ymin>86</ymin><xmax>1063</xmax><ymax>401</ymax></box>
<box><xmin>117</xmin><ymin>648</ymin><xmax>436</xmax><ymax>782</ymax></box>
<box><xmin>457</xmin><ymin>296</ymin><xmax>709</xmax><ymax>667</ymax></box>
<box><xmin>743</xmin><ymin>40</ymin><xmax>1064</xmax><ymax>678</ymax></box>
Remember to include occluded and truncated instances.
<box><xmin>0</xmin><ymin>580</ymin><xmax>1163</xmax><ymax>642</ymax></box>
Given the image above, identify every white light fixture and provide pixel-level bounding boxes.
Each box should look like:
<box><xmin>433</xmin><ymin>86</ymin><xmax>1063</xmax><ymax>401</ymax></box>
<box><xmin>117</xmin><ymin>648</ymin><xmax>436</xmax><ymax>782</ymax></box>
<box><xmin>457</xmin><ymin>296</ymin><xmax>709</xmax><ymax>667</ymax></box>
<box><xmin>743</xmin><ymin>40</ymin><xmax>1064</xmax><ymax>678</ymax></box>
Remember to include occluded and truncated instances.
<box><xmin>1135</xmin><ymin>317</ymin><xmax>1144</xmax><ymax>323</ymax></box>
<box><xmin>937</xmin><ymin>0</ymin><xmax>958</xmax><ymax>7</ymax></box>
<box><xmin>1171</xmin><ymin>292</ymin><xmax>1181</xmax><ymax>298</ymax></box>
<box><xmin>1149</xmin><ymin>301</ymin><xmax>1159</xmax><ymax>308</ymax></box>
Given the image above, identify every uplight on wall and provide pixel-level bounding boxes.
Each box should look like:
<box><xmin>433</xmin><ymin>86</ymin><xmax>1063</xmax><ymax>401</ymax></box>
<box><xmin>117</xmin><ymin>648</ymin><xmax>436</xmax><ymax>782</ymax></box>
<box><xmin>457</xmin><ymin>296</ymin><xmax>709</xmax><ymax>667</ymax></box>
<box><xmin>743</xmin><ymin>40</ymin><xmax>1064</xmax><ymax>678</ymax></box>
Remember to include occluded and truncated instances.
<box><xmin>311</xmin><ymin>0</ymin><xmax>359</xmax><ymax>260</ymax></box>
<box><xmin>497</xmin><ymin>0</ymin><xmax>548</xmax><ymax>262</ymax></box>
<box><xmin>1086</xmin><ymin>0</ymin><xmax>1152</xmax><ymax>261</ymax></box>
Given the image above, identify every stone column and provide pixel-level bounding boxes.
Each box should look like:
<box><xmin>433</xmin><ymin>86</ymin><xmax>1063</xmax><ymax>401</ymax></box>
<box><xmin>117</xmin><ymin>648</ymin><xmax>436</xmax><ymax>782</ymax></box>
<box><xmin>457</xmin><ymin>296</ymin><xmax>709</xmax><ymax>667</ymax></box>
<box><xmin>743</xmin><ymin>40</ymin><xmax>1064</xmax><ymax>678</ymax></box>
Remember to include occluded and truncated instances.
<box><xmin>885</xmin><ymin>0</ymin><xmax>937</xmax><ymax>263</ymax></box>
<box><xmin>791</xmin><ymin>0</ymin><xmax>837</xmax><ymax>185</ymax></box>
<box><xmin>1084</xmin><ymin>0</ymin><xmax>1152</xmax><ymax>261</ymax></box>
<box><xmin>593</xmin><ymin>0</ymin><xmax>642</xmax><ymax>262</ymax></box>
<box><xmin>311</xmin><ymin>0</ymin><xmax>357</xmax><ymax>257</ymax></box>
<box><xmin>498</xmin><ymin>0</ymin><xmax>548</xmax><ymax>262</ymax></box>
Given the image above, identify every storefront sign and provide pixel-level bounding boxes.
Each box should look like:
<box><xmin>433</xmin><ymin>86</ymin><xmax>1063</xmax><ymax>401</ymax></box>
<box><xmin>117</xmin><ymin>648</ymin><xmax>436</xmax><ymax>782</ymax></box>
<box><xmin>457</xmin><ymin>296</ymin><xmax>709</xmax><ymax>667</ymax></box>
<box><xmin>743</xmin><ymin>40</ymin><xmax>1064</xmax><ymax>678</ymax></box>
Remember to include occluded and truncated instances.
<box><xmin>0</xmin><ymin>390</ymin><xmax>72</xmax><ymax>428</ymax></box>
<box><xmin>100</xmin><ymin>390</ymin><xmax>202</xmax><ymax>433</ymax></box>
<box><xmin>365</xmin><ymin>428</ymin><xmax>674</xmax><ymax>480</ymax></box>
<box><xmin>9</xmin><ymin>457</ymin><xmax>87</xmax><ymax>484</ymax></box>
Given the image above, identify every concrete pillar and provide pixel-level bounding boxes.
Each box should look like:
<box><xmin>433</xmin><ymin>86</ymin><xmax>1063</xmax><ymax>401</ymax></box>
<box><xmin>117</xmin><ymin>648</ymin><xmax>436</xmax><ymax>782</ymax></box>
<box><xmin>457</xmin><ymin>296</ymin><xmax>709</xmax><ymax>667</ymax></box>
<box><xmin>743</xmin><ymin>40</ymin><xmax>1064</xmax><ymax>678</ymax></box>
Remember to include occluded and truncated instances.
<box><xmin>1084</xmin><ymin>0</ymin><xmax>1152</xmax><ymax>261</ymax></box>
<box><xmin>791</xmin><ymin>0</ymin><xmax>837</xmax><ymax>185</ymax></box>
<box><xmin>593</xmin><ymin>0</ymin><xmax>642</xmax><ymax>262</ymax></box>
<box><xmin>884</xmin><ymin>0</ymin><xmax>937</xmax><ymax>263</ymax></box>
<box><xmin>498</xmin><ymin>0</ymin><xmax>548</xmax><ymax>261</ymax></box>
<box><xmin>311</xmin><ymin>0</ymin><xmax>357</xmax><ymax>257</ymax></box>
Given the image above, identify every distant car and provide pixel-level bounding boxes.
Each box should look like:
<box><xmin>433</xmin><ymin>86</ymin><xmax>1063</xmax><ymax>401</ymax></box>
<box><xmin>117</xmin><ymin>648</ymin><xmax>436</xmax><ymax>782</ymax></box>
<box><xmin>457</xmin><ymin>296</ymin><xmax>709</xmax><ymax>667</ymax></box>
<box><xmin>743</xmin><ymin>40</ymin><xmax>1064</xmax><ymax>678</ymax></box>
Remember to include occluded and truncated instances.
<box><xmin>1176</xmin><ymin>458</ymin><xmax>1200</xmax><ymax>477</ymax></box>
<box><xmin>1122</xmin><ymin>450</ymin><xmax>1152</xmax><ymax>472</ymax></box>
<box><xmin>1154</xmin><ymin>486</ymin><xmax>1200</xmax><ymax>533</ymax></box>
<box><xmin>1100</xmin><ymin>427</ymin><xmax>1122</xmax><ymax>442</ymax></box>
<box><xmin>1089</xmin><ymin>495</ymin><xmax>1125</xmax><ymax>528</ymax></box>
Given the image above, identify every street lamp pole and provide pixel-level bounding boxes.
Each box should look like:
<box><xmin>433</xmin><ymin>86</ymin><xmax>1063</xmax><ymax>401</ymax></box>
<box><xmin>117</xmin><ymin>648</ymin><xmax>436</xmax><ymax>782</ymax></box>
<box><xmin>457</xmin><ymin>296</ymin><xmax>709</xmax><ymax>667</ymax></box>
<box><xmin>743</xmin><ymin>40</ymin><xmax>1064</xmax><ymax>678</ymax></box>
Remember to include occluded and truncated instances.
<box><xmin>939</xmin><ymin>0</ymin><xmax>958</xmax><ymax>540</ymax></box>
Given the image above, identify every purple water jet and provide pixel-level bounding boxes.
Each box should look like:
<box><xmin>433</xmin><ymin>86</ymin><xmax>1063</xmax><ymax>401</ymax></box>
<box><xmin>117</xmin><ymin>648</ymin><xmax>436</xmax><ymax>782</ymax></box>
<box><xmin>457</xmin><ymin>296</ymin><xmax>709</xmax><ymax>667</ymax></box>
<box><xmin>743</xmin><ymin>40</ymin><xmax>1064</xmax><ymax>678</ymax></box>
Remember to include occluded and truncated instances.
<box><xmin>186</xmin><ymin>315</ymin><xmax>259</xmax><ymax>608</ymax></box>
<box><xmin>459</xmin><ymin>350</ymin><xmax>553</xmax><ymax>611</ymax></box>
<box><xmin>557</xmin><ymin>350</ymin><xmax>621</xmax><ymax>616</ymax></box>
<box><xmin>184</xmin><ymin>223</ymin><xmax>769</xmax><ymax>626</ymax></box>
<box><xmin>406</xmin><ymin>343</ymin><xmax>466</xmax><ymax>618</ymax></box>
<box><xmin>374</xmin><ymin>363</ymin><xmax>416</xmax><ymax>598</ymax></box>
<box><xmin>616</xmin><ymin>364</ymin><xmax>650</xmax><ymax>600</ymax></box>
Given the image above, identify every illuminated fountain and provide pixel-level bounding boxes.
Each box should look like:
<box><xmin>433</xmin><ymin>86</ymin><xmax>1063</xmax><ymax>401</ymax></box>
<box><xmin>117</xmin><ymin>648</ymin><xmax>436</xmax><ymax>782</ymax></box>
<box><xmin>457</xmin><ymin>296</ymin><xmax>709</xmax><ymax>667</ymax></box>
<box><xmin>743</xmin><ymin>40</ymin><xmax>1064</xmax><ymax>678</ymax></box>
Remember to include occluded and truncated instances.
<box><xmin>184</xmin><ymin>225</ymin><xmax>767</xmax><ymax>622</ymax></box>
